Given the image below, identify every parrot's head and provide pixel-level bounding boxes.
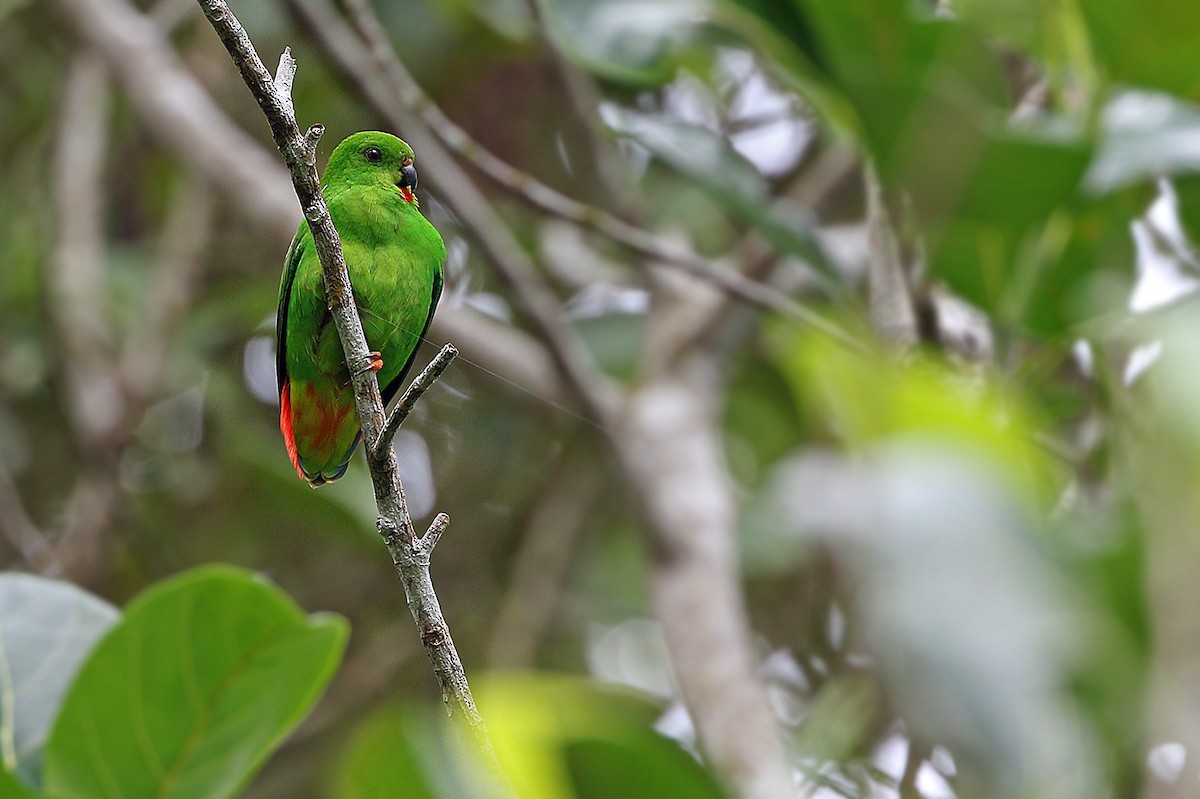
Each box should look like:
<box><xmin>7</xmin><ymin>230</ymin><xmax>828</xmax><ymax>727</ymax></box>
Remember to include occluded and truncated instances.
<box><xmin>325</xmin><ymin>131</ymin><xmax>421</xmax><ymax>205</ymax></box>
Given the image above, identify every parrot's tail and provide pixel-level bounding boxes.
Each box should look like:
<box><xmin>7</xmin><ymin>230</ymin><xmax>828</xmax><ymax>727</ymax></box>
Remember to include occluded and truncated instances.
<box><xmin>280</xmin><ymin>383</ymin><xmax>304</xmax><ymax>481</ymax></box>
<box><xmin>281</xmin><ymin>381</ymin><xmax>357</xmax><ymax>488</ymax></box>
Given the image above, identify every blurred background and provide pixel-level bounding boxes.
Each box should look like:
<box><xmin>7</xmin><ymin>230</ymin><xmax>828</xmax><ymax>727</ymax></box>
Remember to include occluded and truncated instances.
<box><xmin>4</xmin><ymin>0</ymin><xmax>1200</xmax><ymax>796</ymax></box>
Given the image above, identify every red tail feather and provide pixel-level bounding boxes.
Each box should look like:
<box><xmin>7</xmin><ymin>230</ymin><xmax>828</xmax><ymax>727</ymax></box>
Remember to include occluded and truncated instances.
<box><xmin>280</xmin><ymin>383</ymin><xmax>304</xmax><ymax>480</ymax></box>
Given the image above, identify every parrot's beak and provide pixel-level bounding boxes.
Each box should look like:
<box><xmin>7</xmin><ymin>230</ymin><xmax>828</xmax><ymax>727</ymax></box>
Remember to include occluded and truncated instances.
<box><xmin>398</xmin><ymin>163</ymin><xmax>418</xmax><ymax>191</ymax></box>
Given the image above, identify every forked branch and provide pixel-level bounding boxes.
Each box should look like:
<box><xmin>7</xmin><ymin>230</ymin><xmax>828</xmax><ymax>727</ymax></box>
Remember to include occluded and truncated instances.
<box><xmin>376</xmin><ymin>343</ymin><xmax>459</xmax><ymax>456</ymax></box>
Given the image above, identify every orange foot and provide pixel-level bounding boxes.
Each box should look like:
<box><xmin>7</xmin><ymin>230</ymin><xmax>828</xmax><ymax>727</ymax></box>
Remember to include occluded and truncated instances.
<box><xmin>353</xmin><ymin>351</ymin><xmax>384</xmax><ymax>376</ymax></box>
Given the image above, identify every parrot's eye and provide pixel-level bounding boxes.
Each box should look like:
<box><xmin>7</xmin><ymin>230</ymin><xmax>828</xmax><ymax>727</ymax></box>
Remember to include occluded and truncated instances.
<box><xmin>363</xmin><ymin>147</ymin><xmax>383</xmax><ymax>164</ymax></box>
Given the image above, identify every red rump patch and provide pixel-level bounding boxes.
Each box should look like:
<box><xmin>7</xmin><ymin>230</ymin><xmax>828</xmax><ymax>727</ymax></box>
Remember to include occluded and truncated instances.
<box><xmin>280</xmin><ymin>383</ymin><xmax>304</xmax><ymax>480</ymax></box>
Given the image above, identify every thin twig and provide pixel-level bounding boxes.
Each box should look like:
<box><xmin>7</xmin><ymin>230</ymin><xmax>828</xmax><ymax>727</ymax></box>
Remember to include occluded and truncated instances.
<box><xmin>377</xmin><ymin>344</ymin><xmax>458</xmax><ymax>455</ymax></box>
<box><xmin>865</xmin><ymin>163</ymin><xmax>918</xmax><ymax>349</ymax></box>
<box><xmin>192</xmin><ymin>0</ymin><xmax>503</xmax><ymax>776</ymax></box>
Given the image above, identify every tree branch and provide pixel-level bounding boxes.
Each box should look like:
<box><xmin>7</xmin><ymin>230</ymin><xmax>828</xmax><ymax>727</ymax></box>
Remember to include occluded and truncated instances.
<box><xmin>192</xmin><ymin>0</ymin><xmax>502</xmax><ymax>774</ymax></box>
<box><xmin>377</xmin><ymin>343</ymin><xmax>458</xmax><ymax>455</ymax></box>
<box><xmin>865</xmin><ymin>163</ymin><xmax>918</xmax><ymax>349</ymax></box>
<box><xmin>617</xmin><ymin>357</ymin><xmax>796</xmax><ymax>799</ymax></box>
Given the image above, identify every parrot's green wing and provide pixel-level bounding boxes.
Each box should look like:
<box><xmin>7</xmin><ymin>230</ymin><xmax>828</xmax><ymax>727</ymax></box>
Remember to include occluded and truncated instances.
<box><xmin>277</xmin><ymin>228</ymin><xmax>441</xmax><ymax>407</ymax></box>
<box><xmin>380</xmin><ymin>270</ymin><xmax>442</xmax><ymax>407</ymax></box>
<box><xmin>276</xmin><ymin>224</ymin><xmax>310</xmax><ymax>397</ymax></box>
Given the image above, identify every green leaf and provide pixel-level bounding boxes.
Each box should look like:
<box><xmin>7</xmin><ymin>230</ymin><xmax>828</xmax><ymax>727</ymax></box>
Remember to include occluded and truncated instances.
<box><xmin>746</xmin><ymin>0</ymin><xmax>1092</xmax><ymax>231</ymax></box>
<box><xmin>0</xmin><ymin>574</ymin><xmax>118</xmax><ymax>787</ymax></box>
<box><xmin>43</xmin><ymin>565</ymin><xmax>348</xmax><ymax>799</ymax></box>
<box><xmin>943</xmin><ymin>125</ymin><xmax>1093</xmax><ymax>228</ymax></box>
<box><xmin>1173</xmin><ymin>175</ymin><xmax>1200</xmax><ymax>247</ymax></box>
<box><xmin>1079</xmin><ymin>0</ymin><xmax>1200</xmax><ymax>97</ymax></box>
<box><xmin>478</xmin><ymin>674</ymin><xmax>726</xmax><ymax>799</ymax></box>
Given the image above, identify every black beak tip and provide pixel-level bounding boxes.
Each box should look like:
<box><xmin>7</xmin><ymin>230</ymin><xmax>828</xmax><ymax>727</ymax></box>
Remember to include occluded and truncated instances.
<box><xmin>399</xmin><ymin>164</ymin><xmax>418</xmax><ymax>190</ymax></box>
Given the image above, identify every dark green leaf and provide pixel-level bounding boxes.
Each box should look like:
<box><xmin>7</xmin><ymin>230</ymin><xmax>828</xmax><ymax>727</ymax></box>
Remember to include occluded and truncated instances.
<box><xmin>1173</xmin><ymin>175</ymin><xmax>1200</xmax><ymax>247</ymax></box>
<box><xmin>480</xmin><ymin>674</ymin><xmax>727</xmax><ymax>799</ymax></box>
<box><xmin>928</xmin><ymin>193</ymin><xmax>1135</xmax><ymax>335</ymax></box>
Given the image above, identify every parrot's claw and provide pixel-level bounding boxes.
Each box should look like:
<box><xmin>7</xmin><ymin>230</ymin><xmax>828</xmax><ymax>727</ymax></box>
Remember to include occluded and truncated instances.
<box><xmin>352</xmin><ymin>351</ymin><xmax>385</xmax><ymax>377</ymax></box>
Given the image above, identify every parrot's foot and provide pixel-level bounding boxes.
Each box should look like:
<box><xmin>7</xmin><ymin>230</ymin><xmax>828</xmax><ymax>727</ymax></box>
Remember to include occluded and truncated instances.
<box><xmin>352</xmin><ymin>351</ymin><xmax>385</xmax><ymax>377</ymax></box>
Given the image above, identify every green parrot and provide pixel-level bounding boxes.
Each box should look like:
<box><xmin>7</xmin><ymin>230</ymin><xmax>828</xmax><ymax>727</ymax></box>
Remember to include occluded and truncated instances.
<box><xmin>276</xmin><ymin>131</ymin><xmax>445</xmax><ymax>486</ymax></box>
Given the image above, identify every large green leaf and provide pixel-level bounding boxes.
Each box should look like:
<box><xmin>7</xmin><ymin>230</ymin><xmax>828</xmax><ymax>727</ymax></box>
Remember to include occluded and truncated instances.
<box><xmin>731</xmin><ymin>0</ymin><xmax>1093</xmax><ymax>231</ymax></box>
<box><xmin>0</xmin><ymin>574</ymin><xmax>118</xmax><ymax>787</ymax></box>
<box><xmin>42</xmin><ymin>565</ymin><xmax>347</xmax><ymax>799</ymax></box>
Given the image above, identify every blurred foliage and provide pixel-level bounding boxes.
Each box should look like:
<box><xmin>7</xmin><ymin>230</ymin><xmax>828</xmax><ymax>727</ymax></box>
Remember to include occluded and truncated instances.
<box><xmin>4</xmin><ymin>0</ymin><xmax>1200</xmax><ymax>796</ymax></box>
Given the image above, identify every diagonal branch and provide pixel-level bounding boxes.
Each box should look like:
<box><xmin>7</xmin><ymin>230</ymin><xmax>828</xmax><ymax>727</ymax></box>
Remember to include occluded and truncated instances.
<box><xmin>192</xmin><ymin>0</ymin><xmax>502</xmax><ymax>776</ymax></box>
